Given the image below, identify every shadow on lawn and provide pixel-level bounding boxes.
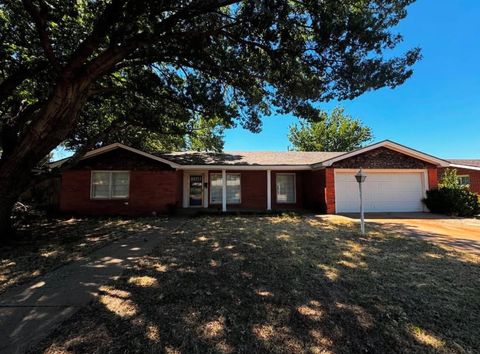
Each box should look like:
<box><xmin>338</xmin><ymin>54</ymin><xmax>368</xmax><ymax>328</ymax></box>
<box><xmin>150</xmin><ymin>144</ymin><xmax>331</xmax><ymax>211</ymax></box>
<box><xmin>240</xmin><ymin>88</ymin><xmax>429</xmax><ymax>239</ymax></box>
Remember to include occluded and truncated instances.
<box><xmin>0</xmin><ymin>217</ymin><xmax>168</xmax><ymax>295</ymax></box>
<box><xmin>36</xmin><ymin>215</ymin><xmax>480</xmax><ymax>354</ymax></box>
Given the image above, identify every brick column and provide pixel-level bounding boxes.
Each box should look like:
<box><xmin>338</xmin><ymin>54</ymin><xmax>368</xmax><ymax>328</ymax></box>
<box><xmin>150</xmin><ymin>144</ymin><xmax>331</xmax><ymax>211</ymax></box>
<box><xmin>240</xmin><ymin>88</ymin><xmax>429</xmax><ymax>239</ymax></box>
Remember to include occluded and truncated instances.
<box><xmin>325</xmin><ymin>168</ymin><xmax>336</xmax><ymax>214</ymax></box>
<box><xmin>428</xmin><ymin>168</ymin><xmax>438</xmax><ymax>190</ymax></box>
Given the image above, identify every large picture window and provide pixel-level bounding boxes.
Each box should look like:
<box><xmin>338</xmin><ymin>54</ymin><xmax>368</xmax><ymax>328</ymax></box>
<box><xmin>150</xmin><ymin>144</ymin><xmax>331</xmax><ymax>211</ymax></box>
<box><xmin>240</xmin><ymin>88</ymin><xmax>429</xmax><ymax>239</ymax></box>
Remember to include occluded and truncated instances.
<box><xmin>91</xmin><ymin>171</ymin><xmax>130</xmax><ymax>199</ymax></box>
<box><xmin>210</xmin><ymin>173</ymin><xmax>241</xmax><ymax>204</ymax></box>
<box><xmin>276</xmin><ymin>173</ymin><xmax>296</xmax><ymax>203</ymax></box>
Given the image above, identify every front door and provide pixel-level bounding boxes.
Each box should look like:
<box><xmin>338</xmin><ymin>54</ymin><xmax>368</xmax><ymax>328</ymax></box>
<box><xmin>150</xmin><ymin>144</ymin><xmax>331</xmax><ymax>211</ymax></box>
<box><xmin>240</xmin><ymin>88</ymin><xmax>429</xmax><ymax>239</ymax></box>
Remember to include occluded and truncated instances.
<box><xmin>189</xmin><ymin>175</ymin><xmax>204</xmax><ymax>207</ymax></box>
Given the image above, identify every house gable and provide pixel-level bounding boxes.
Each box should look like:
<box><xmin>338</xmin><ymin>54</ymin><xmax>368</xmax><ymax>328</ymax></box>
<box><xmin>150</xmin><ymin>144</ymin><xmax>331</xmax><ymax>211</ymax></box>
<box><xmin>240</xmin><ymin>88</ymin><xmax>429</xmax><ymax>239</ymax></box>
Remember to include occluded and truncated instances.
<box><xmin>72</xmin><ymin>149</ymin><xmax>175</xmax><ymax>171</ymax></box>
<box><xmin>331</xmin><ymin>147</ymin><xmax>436</xmax><ymax>169</ymax></box>
<box><xmin>315</xmin><ymin>140</ymin><xmax>450</xmax><ymax>168</ymax></box>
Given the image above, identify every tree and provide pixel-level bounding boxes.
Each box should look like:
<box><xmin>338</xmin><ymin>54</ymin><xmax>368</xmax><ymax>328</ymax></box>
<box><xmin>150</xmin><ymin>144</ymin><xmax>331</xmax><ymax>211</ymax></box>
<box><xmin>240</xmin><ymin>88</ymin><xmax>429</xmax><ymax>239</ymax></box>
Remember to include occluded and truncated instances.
<box><xmin>423</xmin><ymin>168</ymin><xmax>479</xmax><ymax>217</ymax></box>
<box><xmin>0</xmin><ymin>0</ymin><xmax>420</xmax><ymax>236</ymax></box>
<box><xmin>65</xmin><ymin>109</ymin><xmax>227</xmax><ymax>153</ymax></box>
<box><xmin>288</xmin><ymin>107</ymin><xmax>373</xmax><ymax>151</ymax></box>
<box><xmin>62</xmin><ymin>68</ymin><xmax>228</xmax><ymax>153</ymax></box>
<box><xmin>438</xmin><ymin>168</ymin><xmax>464</xmax><ymax>189</ymax></box>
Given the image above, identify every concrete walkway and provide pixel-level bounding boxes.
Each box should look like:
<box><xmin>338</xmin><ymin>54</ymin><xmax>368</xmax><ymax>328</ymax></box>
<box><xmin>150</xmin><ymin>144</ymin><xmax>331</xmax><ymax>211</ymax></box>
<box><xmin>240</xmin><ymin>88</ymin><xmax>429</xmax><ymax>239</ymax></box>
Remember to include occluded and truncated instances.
<box><xmin>0</xmin><ymin>221</ymin><xmax>179</xmax><ymax>354</ymax></box>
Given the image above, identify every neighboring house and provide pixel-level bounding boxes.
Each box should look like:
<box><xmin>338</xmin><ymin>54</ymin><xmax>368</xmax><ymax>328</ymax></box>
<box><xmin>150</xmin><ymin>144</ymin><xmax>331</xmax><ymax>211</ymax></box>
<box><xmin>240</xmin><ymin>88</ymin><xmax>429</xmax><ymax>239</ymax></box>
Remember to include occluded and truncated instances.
<box><xmin>55</xmin><ymin>140</ymin><xmax>478</xmax><ymax>215</ymax></box>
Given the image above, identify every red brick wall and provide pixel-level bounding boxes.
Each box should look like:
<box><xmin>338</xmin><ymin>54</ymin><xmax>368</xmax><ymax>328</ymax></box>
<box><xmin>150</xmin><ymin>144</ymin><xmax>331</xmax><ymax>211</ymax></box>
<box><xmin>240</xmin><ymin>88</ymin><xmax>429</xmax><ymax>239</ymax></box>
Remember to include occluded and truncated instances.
<box><xmin>60</xmin><ymin>170</ymin><xmax>181</xmax><ymax>215</ymax></box>
<box><xmin>325</xmin><ymin>168</ymin><xmax>335</xmax><ymax>214</ymax></box>
<box><xmin>271</xmin><ymin>171</ymin><xmax>304</xmax><ymax>209</ymax></box>
<box><xmin>302</xmin><ymin>170</ymin><xmax>327</xmax><ymax>212</ymax></box>
<box><xmin>177</xmin><ymin>170</ymin><xmax>184</xmax><ymax>206</ymax></box>
<box><xmin>428</xmin><ymin>168</ymin><xmax>438</xmax><ymax>190</ymax></box>
<box><xmin>241</xmin><ymin>171</ymin><xmax>268</xmax><ymax>209</ymax></box>
<box><xmin>438</xmin><ymin>167</ymin><xmax>480</xmax><ymax>194</ymax></box>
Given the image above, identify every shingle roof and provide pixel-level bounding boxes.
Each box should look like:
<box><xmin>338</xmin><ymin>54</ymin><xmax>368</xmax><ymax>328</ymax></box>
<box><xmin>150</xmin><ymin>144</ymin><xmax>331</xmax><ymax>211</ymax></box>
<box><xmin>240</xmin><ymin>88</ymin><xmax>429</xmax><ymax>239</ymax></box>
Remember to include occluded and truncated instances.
<box><xmin>156</xmin><ymin>151</ymin><xmax>345</xmax><ymax>166</ymax></box>
<box><xmin>48</xmin><ymin>142</ymin><xmax>477</xmax><ymax>169</ymax></box>
<box><xmin>448</xmin><ymin>159</ymin><xmax>480</xmax><ymax>168</ymax></box>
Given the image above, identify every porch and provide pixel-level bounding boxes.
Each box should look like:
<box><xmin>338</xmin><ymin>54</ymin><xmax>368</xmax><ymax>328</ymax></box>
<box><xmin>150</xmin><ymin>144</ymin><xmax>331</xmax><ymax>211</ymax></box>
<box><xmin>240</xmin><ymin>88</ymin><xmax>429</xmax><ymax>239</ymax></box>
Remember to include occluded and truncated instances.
<box><xmin>181</xmin><ymin>169</ymin><xmax>313</xmax><ymax>212</ymax></box>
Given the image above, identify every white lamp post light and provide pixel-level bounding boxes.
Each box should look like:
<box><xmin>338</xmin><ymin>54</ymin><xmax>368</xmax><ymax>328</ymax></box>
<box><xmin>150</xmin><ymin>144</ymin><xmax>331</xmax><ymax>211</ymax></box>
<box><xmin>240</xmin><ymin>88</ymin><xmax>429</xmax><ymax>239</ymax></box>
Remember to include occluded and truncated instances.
<box><xmin>355</xmin><ymin>168</ymin><xmax>367</xmax><ymax>235</ymax></box>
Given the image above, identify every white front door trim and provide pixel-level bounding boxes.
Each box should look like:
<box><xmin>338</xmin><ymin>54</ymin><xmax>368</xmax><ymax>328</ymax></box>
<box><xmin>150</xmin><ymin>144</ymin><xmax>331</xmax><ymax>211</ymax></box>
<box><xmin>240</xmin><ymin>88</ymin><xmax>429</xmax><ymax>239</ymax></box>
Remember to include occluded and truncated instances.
<box><xmin>183</xmin><ymin>171</ymin><xmax>209</xmax><ymax>208</ymax></box>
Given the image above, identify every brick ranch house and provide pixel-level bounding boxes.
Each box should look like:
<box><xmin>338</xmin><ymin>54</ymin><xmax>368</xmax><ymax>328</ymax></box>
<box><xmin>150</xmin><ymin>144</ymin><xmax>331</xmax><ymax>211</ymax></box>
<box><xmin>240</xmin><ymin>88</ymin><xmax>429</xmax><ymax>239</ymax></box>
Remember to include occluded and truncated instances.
<box><xmin>55</xmin><ymin>140</ymin><xmax>480</xmax><ymax>215</ymax></box>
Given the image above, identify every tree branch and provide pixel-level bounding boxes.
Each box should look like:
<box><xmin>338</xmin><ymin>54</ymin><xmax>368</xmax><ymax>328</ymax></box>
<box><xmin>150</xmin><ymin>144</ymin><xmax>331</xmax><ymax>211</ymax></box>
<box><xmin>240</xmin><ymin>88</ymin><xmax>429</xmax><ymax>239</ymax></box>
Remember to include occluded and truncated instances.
<box><xmin>1</xmin><ymin>100</ymin><xmax>45</xmax><ymax>157</ymax></box>
<box><xmin>87</xmin><ymin>85</ymin><xmax>125</xmax><ymax>97</ymax></box>
<box><xmin>64</xmin><ymin>0</ymin><xmax>129</xmax><ymax>73</ymax></box>
<box><xmin>58</xmin><ymin>120</ymin><xmax>126</xmax><ymax>171</ymax></box>
<box><xmin>30</xmin><ymin>118</ymin><xmax>126</xmax><ymax>187</ymax></box>
<box><xmin>0</xmin><ymin>62</ymin><xmax>45</xmax><ymax>106</ymax></box>
<box><xmin>21</xmin><ymin>0</ymin><xmax>61</xmax><ymax>70</ymax></box>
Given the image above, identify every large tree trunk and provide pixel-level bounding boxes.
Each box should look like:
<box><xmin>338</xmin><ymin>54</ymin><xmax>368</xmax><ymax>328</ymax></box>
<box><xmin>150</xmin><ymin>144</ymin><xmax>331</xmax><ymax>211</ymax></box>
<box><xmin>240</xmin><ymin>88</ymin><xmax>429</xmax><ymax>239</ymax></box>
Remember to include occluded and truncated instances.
<box><xmin>0</xmin><ymin>80</ymin><xmax>91</xmax><ymax>239</ymax></box>
<box><xmin>0</xmin><ymin>42</ymin><xmax>129</xmax><ymax>238</ymax></box>
<box><xmin>0</xmin><ymin>184</ymin><xmax>24</xmax><ymax>238</ymax></box>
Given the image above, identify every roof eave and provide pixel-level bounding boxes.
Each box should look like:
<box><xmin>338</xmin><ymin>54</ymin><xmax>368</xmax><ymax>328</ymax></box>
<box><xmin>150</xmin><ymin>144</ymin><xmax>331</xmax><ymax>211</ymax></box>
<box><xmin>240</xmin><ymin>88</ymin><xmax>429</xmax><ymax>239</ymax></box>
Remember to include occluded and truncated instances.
<box><xmin>312</xmin><ymin>140</ymin><xmax>450</xmax><ymax>168</ymax></box>
<box><xmin>177</xmin><ymin>164</ymin><xmax>312</xmax><ymax>171</ymax></box>
<box><xmin>448</xmin><ymin>163</ymin><xmax>480</xmax><ymax>171</ymax></box>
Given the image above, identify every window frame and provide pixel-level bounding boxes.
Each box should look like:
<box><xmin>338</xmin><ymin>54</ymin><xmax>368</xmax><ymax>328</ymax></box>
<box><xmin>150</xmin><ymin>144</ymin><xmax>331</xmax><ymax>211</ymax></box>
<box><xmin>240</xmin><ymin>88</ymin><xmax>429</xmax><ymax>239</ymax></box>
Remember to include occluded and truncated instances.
<box><xmin>457</xmin><ymin>175</ymin><xmax>471</xmax><ymax>187</ymax></box>
<box><xmin>90</xmin><ymin>170</ymin><xmax>130</xmax><ymax>200</ymax></box>
<box><xmin>276</xmin><ymin>173</ymin><xmax>296</xmax><ymax>204</ymax></box>
<box><xmin>209</xmin><ymin>172</ymin><xmax>242</xmax><ymax>205</ymax></box>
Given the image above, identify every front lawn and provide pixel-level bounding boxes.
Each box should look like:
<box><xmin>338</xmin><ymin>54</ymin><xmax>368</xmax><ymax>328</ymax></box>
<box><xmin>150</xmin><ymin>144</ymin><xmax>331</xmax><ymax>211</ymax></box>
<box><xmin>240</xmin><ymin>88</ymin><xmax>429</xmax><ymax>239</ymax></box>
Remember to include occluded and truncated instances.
<box><xmin>0</xmin><ymin>216</ymin><xmax>170</xmax><ymax>295</ymax></box>
<box><xmin>36</xmin><ymin>215</ymin><xmax>480</xmax><ymax>353</ymax></box>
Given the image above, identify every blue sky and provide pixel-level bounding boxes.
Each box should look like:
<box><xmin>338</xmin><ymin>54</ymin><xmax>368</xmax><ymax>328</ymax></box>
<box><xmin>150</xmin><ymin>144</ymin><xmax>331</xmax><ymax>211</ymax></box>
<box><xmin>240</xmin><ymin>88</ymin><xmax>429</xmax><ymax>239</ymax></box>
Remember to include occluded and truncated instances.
<box><xmin>224</xmin><ymin>0</ymin><xmax>480</xmax><ymax>158</ymax></box>
<box><xmin>54</xmin><ymin>0</ymin><xmax>480</xmax><ymax>160</ymax></box>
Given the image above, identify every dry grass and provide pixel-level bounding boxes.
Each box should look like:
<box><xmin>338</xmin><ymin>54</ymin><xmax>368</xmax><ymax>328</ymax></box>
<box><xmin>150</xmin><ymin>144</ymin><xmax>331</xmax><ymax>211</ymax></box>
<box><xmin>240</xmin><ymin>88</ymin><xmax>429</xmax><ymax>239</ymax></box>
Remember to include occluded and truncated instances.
<box><xmin>0</xmin><ymin>216</ymin><xmax>170</xmax><ymax>294</ymax></box>
<box><xmin>35</xmin><ymin>215</ymin><xmax>480</xmax><ymax>353</ymax></box>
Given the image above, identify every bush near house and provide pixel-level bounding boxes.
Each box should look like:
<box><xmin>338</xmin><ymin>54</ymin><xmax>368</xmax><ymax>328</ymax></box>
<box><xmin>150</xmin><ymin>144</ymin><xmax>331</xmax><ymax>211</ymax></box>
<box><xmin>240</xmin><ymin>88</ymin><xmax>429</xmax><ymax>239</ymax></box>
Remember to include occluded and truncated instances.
<box><xmin>423</xmin><ymin>168</ymin><xmax>480</xmax><ymax>217</ymax></box>
<box><xmin>423</xmin><ymin>188</ymin><xmax>480</xmax><ymax>217</ymax></box>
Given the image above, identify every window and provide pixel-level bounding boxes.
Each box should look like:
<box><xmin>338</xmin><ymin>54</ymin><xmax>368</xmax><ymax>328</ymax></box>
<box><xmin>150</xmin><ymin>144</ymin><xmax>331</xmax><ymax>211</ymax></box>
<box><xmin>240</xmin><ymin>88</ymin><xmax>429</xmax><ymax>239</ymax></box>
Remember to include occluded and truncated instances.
<box><xmin>210</xmin><ymin>173</ymin><xmax>241</xmax><ymax>204</ymax></box>
<box><xmin>276</xmin><ymin>173</ymin><xmax>296</xmax><ymax>203</ymax></box>
<box><xmin>91</xmin><ymin>171</ymin><xmax>130</xmax><ymax>199</ymax></box>
<box><xmin>458</xmin><ymin>175</ymin><xmax>470</xmax><ymax>187</ymax></box>
<box><xmin>227</xmin><ymin>173</ymin><xmax>241</xmax><ymax>204</ymax></box>
<box><xmin>210</xmin><ymin>174</ymin><xmax>223</xmax><ymax>204</ymax></box>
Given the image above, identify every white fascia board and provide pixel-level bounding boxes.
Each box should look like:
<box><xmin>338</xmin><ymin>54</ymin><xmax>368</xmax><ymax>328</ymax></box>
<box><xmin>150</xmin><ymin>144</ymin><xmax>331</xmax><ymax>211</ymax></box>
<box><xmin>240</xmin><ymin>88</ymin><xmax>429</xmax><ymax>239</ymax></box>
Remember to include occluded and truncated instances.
<box><xmin>176</xmin><ymin>165</ymin><xmax>312</xmax><ymax>171</ymax></box>
<box><xmin>313</xmin><ymin>140</ymin><xmax>450</xmax><ymax>168</ymax></box>
<box><xmin>449</xmin><ymin>164</ymin><xmax>480</xmax><ymax>171</ymax></box>
<box><xmin>80</xmin><ymin>143</ymin><xmax>180</xmax><ymax>168</ymax></box>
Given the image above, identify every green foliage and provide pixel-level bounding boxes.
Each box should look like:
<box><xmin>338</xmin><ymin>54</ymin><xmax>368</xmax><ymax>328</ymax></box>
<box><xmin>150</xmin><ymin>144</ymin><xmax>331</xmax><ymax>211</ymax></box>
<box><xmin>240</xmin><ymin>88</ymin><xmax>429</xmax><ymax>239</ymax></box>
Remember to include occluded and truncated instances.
<box><xmin>288</xmin><ymin>107</ymin><xmax>373</xmax><ymax>151</ymax></box>
<box><xmin>425</xmin><ymin>168</ymin><xmax>480</xmax><ymax>217</ymax></box>
<box><xmin>62</xmin><ymin>65</ymin><xmax>230</xmax><ymax>152</ymax></box>
<box><xmin>423</xmin><ymin>188</ymin><xmax>479</xmax><ymax>217</ymax></box>
<box><xmin>1</xmin><ymin>0</ymin><xmax>420</xmax><ymax>157</ymax></box>
<box><xmin>438</xmin><ymin>168</ymin><xmax>462</xmax><ymax>189</ymax></box>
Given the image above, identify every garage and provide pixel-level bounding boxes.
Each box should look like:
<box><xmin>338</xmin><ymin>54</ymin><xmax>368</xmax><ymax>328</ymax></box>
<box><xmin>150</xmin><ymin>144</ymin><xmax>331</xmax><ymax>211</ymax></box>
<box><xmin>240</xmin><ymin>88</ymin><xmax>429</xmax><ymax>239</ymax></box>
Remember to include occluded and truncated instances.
<box><xmin>335</xmin><ymin>170</ymin><xmax>427</xmax><ymax>213</ymax></box>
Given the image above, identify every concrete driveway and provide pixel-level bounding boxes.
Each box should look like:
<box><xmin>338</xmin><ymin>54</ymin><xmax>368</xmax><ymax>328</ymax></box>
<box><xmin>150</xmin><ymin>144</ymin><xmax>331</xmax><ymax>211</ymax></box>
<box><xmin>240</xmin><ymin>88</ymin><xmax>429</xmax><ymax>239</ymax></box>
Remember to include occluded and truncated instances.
<box><xmin>342</xmin><ymin>213</ymin><xmax>480</xmax><ymax>254</ymax></box>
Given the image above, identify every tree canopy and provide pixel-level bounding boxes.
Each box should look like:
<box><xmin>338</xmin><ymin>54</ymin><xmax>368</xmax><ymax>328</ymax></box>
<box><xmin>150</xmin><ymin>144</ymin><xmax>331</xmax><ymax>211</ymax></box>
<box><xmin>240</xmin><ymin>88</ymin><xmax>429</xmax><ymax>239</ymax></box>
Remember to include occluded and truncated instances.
<box><xmin>288</xmin><ymin>107</ymin><xmax>373</xmax><ymax>152</ymax></box>
<box><xmin>0</xmin><ymin>0</ymin><xmax>420</xmax><ymax>234</ymax></box>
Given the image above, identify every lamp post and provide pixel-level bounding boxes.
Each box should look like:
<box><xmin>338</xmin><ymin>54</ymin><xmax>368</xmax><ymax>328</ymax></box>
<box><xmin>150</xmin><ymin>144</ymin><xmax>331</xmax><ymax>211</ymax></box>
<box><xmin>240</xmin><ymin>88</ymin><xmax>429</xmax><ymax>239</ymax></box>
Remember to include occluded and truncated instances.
<box><xmin>355</xmin><ymin>168</ymin><xmax>367</xmax><ymax>235</ymax></box>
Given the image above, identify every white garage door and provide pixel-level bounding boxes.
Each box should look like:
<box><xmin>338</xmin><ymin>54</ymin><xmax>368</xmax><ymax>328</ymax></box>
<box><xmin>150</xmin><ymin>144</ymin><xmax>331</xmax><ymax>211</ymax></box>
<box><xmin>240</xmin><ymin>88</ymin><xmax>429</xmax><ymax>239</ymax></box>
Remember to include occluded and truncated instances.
<box><xmin>335</xmin><ymin>171</ymin><xmax>426</xmax><ymax>213</ymax></box>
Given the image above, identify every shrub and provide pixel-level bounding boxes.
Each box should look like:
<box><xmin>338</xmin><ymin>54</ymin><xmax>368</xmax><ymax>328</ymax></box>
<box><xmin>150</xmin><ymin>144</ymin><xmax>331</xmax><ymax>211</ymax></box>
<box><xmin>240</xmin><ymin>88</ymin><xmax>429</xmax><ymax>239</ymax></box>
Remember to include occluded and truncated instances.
<box><xmin>438</xmin><ymin>168</ymin><xmax>463</xmax><ymax>189</ymax></box>
<box><xmin>423</xmin><ymin>188</ymin><xmax>480</xmax><ymax>217</ymax></box>
<box><xmin>424</xmin><ymin>167</ymin><xmax>480</xmax><ymax>217</ymax></box>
